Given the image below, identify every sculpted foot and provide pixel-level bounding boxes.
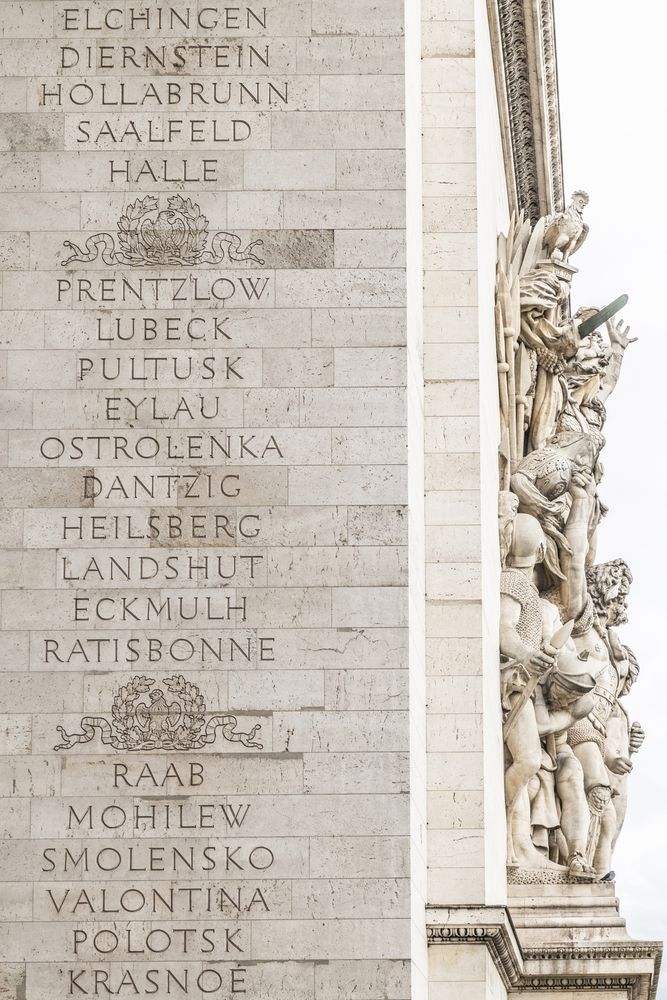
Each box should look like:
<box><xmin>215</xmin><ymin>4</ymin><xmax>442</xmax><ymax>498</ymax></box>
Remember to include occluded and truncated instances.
<box><xmin>568</xmin><ymin>851</ymin><xmax>599</xmax><ymax>881</ymax></box>
<box><xmin>512</xmin><ymin>841</ymin><xmax>562</xmax><ymax>870</ymax></box>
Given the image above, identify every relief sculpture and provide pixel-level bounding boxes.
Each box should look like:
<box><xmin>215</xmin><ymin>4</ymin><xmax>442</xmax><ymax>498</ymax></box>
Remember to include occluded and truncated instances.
<box><xmin>496</xmin><ymin>194</ymin><xmax>642</xmax><ymax>883</ymax></box>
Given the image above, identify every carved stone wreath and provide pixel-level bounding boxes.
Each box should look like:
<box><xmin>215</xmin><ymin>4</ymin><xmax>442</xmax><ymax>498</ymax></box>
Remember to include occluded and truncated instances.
<box><xmin>54</xmin><ymin>674</ymin><xmax>263</xmax><ymax>752</ymax></box>
<box><xmin>61</xmin><ymin>195</ymin><xmax>265</xmax><ymax>268</ymax></box>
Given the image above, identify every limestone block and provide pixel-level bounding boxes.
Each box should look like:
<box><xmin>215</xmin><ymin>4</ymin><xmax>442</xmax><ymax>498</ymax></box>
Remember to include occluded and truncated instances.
<box><xmin>0</xmin><ymin>79</ymin><xmax>27</xmax><ymax>113</ymax></box>
<box><xmin>332</xmin><ymin>586</ymin><xmax>408</xmax><ymax>627</ymax></box>
<box><xmin>0</xmin><ymin>113</ymin><xmax>63</xmax><ymax>152</ymax></box>
<box><xmin>263</xmin><ymin>348</ymin><xmax>333</xmax><ymax>387</ymax></box>
<box><xmin>265</xmin><ymin>627</ymin><xmax>408</xmax><ymax>671</ymax></box>
<box><xmin>423</xmin><ymin>196</ymin><xmax>476</xmax><ymax>234</ymax></box>
<box><xmin>336</xmin><ymin>150</ymin><xmax>406</xmax><ymax>190</ymax></box>
<box><xmin>0</xmin><ymin>154</ymin><xmax>40</xmax><ymax>191</ymax></box>
<box><xmin>0</xmin><ymin>632</ymin><xmax>28</xmax><ymax>672</ymax></box>
<box><xmin>284</xmin><ymin>191</ymin><xmax>405</xmax><ymax>229</ymax></box>
<box><xmin>0</xmin><ymin>883</ymin><xmax>31</xmax><ymax>921</ymax></box>
<box><xmin>422</xmin><ymin>21</ymin><xmax>475</xmax><ymax>58</ymax></box>
<box><xmin>426</xmin><ymin>637</ymin><xmax>483</xmax><ymax>676</ymax></box>
<box><xmin>427</xmin><ymin>676</ymin><xmax>482</xmax><ymax>716</ymax></box>
<box><xmin>0</xmin><ymin>391</ymin><xmax>33</xmax><ymax>428</ymax></box>
<box><xmin>427</xmin><ymin>714</ymin><xmax>483</xmax><ymax>753</ymax></box>
<box><xmin>312</xmin><ymin>307</ymin><xmax>406</xmax><ymax>347</ymax></box>
<box><xmin>422</xmin><ymin>0</ymin><xmax>475</xmax><ymax>21</ymax></box>
<box><xmin>229</xmin><ymin>670</ymin><xmax>325</xmax><ymax>711</ymax></box>
<box><xmin>274</xmin><ymin>711</ymin><xmax>410</xmax><ymax>753</ymax></box>
<box><xmin>426</xmin><ymin>600</ymin><xmax>482</xmax><ymax>638</ymax></box>
<box><xmin>244</xmin><ymin>151</ymin><xmax>337</xmax><ymax>190</ymax></box>
<box><xmin>423</xmin><ymin>162</ymin><xmax>476</xmax><ymax>197</ymax></box>
<box><xmin>427</xmin><ymin>790</ymin><xmax>484</xmax><ymax>830</ymax></box>
<box><xmin>309</xmin><ymin>836</ymin><xmax>410</xmax><ymax>878</ymax></box>
<box><xmin>291</xmin><ymin>878</ymin><xmax>408</xmax><ymax>918</ymax></box>
<box><xmin>331</xmin><ymin>428</ymin><xmax>405</xmax><ymax>465</ymax></box>
<box><xmin>0</xmin><ymin>716</ymin><xmax>32</xmax><ymax>754</ymax></box>
<box><xmin>319</xmin><ymin>75</ymin><xmax>404</xmax><ymax>111</ymax></box>
<box><xmin>301</xmin><ymin>387</ymin><xmax>404</xmax><ymax>426</ymax></box>
<box><xmin>0</xmin><ymin>312</ymin><xmax>44</xmax><ymax>349</ymax></box>
<box><xmin>0</xmin><ymin>193</ymin><xmax>77</xmax><ymax>231</ymax></box>
<box><xmin>424</xmin><ymin>270</ymin><xmax>477</xmax><ymax>308</ymax></box>
<box><xmin>347</xmin><ymin>505</ymin><xmax>408</xmax><ymax>545</ymax></box>
<box><xmin>311</xmin><ymin>0</ymin><xmax>404</xmax><ymax>36</ymax></box>
<box><xmin>315</xmin><ymin>959</ymin><xmax>410</xmax><ymax>1000</ymax></box>
<box><xmin>334</xmin><ymin>230</ymin><xmax>406</xmax><ymax>268</ymax></box>
<box><xmin>0</xmin><ymin>757</ymin><xmax>59</xmax><ymax>797</ymax></box>
<box><xmin>303</xmin><ymin>752</ymin><xmax>409</xmax><ymax>794</ymax></box>
<box><xmin>272</xmin><ymin>111</ymin><xmax>404</xmax><ymax>150</ymax></box>
<box><xmin>425</xmin><ymin>381</ymin><xmax>479</xmax><ymax>415</ymax></box>
<box><xmin>289</xmin><ymin>465</ymin><xmax>406</xmax><ymax>505</ymax></box>
<box><xmin>423</xmin><ymin>93</ymin><xmax>477</xmax><ymax>128</ymax></box>
<box><xmin>424</xmin><ymin>306</ymin><xmax>478</xmax><ymax>343</ymax></box>
<box><xmin>297</xmin><ymin>36</ymin><xmax>405</xmax><ymax>75</ymax></box>
<box><xmin>425</xmin><ymin>491</ymin><xmax>481</xmax><ymax>526</ymax></box>
<box><xmin>334</xmin><ymin>348</ymin><xmax>406</xmax><ymax>386</ymax></box>
<box><xmin>325</xmin><ymin>668</ymin><xmax>409</xmax><ymax>711</ymax></box>
<box><xmin>251</xmin><ymin>917</ymin><xmax>410</xmax><ymax>961</ymax></box>
<box><xmin>425</xmin><ymin>453</ymin><xmax>481</xmax><ymax>491</ymax></box>
<box><xmin>244</xmin><ymin>388</ymin><xmax>301</xmax><ymax>425</ymax></box>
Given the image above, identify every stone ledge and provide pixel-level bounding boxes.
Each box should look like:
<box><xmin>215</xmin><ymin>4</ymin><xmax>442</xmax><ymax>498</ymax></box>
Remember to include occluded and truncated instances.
<box><xmin>426</xmin><ymin>904</ymin><xmax>662</xmax><ymax>1000</ymax></box>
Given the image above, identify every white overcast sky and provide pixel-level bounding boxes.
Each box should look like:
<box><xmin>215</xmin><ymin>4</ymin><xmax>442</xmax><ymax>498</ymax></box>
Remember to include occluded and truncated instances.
<box><xmin>555</xmin><ymin>0</ymin><xmax>667</xmax><ymax>969</ymax></box>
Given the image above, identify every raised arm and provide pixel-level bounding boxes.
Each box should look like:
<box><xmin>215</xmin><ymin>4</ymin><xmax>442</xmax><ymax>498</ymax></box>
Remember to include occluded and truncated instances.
<box><xmin>599</xmin><ymin>318</ymin><xmax>638</xmax><ymax>403</ymax></box>
<box><xmin>560</xmin><ymin>470</ymin><xmax>596</xmax><ymax>621</ymax></box>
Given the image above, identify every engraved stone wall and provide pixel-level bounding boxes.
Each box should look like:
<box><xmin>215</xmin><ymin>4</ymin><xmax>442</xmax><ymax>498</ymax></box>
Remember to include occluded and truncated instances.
<box><xmin>0</xmin><ymin>3</ymin><xmax>412</xmax><ymax>999</ymax></box>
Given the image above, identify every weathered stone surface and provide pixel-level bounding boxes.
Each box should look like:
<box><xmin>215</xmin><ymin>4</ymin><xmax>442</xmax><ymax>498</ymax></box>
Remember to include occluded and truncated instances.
<box><xmin>0</xmin><ymin>2</ymin><xmax>410</xmax><ymax>998</ymax></box>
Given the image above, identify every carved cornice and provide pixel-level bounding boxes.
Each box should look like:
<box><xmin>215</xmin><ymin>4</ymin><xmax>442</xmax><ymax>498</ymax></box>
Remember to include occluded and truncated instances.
<box><xmin>538</xmin><ymin>0</ymin><xmax>564</xmax><ymax>212</ymax></box>
<box><xmin>427</xmin><ymin>917</ymin><xmax>522</xmax><ymax>990</ymax></box>
<box><xmin>488</xmin><ymin>0</ymin><xmax>564</xmax><ymax>222</ymax></box>
<box><xmin>426</xmin><ymin>906</ymin><xmax>662</xmax><ymax>1000</ymax></box>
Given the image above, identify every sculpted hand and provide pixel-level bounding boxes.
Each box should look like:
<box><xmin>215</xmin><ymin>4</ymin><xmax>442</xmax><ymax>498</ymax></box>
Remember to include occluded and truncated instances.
<box><xmin>606</xmin><ymin>318</ymin><xmax>638</xmax><ymax>351</ymax></box>
<box><xmin>524</xmin><ymin>649</ymin><xmax>556</xmax><ymax>677</ymax></box>
<box><xmin>629</xmin><ymin>722</ymin><xmax>645</xmax><ymax>753</ymax></box>
<box><xmin>609</xmin><ymin>755</ymin><xmax>634</xmax><ymax>775</ymax></box>
<box><xmin>570</xmin><ymin>467</ymin><xmax>595</xmax><ymax>499</ymax></box>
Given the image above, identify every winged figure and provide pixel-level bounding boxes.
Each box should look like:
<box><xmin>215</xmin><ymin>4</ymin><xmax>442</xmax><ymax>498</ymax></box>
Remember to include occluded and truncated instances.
<box><xmin>543</xmin><ymin>190</ymin><xmax>589</xmax><ymax>261</ymax></box>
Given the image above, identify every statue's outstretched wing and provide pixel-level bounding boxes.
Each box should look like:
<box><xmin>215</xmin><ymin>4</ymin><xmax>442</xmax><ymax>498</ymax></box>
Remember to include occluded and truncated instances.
<box><xmin>572</xmin><ymin>221</ymin><xmax>589</xmax><ymax>256</ymax></box>
<box><xmin>168</xmin><ymin>699</ymin><xmax>182</xmax><ymax>729</ymax></box>
<box><xmin>135</xmin><ymin>702</ymin><xmax>149</xmax><ymax>731</ymax></box>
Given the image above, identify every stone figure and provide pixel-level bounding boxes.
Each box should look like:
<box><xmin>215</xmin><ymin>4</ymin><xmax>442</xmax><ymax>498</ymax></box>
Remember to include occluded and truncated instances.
<box><xmin>495</xmin><ymin>194</ymin><xmax>645</xmax><ymax>883</ymax></box>
<box><xmin>498</xmin><ymin>491</ymin><xmax>520</xmax><ymax>567</ymax></box>
<box><xmin>594</xmin><ymin>640</ymin><xmax>644</xmax><ymax>878</ymax></box>
<box><xmin>500</xmin><ymin>514</ymin><xmax>596</xmax><ymax>876</ymax></box>
<box><xmin>559</xmin><ymin>315</ymin><xmax>637</xmax><ymax>436</ymax></box>
<box><xmin>510</xmin><ymin>432</ymin><xmax>603</xmax><ymax>584</ymax></box>
<box><xmin>543</xmin><ymin>190</ymin><xmax>590</xmax><ymax>262</ymax></box>
<box><xmin>557</xmin><ymin>475</ymin><xmax>635</xmax><ymax>877</ymax></box>
<box><xmin>518</xmin><ymin>273</ymin><xmax>581</xmax><ymax>453</ymax></box>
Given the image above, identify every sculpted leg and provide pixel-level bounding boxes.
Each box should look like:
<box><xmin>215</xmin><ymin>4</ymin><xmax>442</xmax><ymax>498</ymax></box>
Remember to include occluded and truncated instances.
<box><xmin>593</xmin><ymin>800</ymin><xmax>618</xmax><ymax>877</ymax></box>
<box><xmin>556</xmin><ymin>749</ymin><xmax>591</xmax><ymax>868</ymax></box>
<box><xmin>505</xmin><ymin>701</ymin><xmax>560</xmax><ymax>868</ymax></box>
<box><xmin>505</xmin><ymin>700</ymin><xmax>542</xmax><ymax>815</ymax></box>
<box><xmin>611</xmin><ymin>782</ymin><xmax>628</xmax><ymax>851</ymax></box>
<box><xmin>572</xmin><ymin>741</ymin><xmax>612</xmax><ymax>872</ymax></box>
